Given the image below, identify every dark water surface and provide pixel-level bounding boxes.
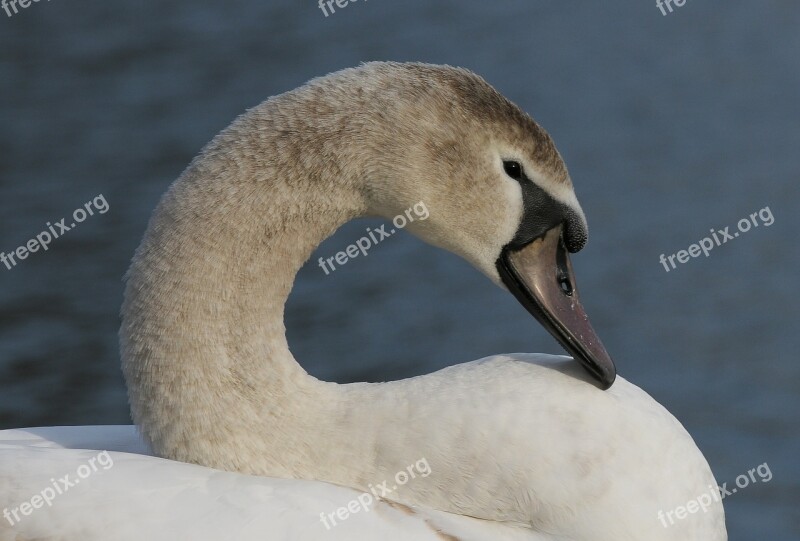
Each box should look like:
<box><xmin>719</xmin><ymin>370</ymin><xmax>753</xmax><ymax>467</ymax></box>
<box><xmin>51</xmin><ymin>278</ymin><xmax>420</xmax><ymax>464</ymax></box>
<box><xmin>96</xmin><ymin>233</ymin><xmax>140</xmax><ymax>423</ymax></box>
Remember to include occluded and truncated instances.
<box><xmin>0</xmin><ymin>1</ymin><xmax>798</xmax><ymax>538</ymax></box>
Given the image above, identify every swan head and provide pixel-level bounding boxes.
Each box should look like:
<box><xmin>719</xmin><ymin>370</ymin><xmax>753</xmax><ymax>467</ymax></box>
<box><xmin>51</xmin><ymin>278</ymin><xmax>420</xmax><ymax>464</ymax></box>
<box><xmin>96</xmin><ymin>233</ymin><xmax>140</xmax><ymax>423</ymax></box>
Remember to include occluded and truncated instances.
<box><xmin>357</xmin><ymin>62</ymin><xmax>616</xmax><ymax>388</ymax></box>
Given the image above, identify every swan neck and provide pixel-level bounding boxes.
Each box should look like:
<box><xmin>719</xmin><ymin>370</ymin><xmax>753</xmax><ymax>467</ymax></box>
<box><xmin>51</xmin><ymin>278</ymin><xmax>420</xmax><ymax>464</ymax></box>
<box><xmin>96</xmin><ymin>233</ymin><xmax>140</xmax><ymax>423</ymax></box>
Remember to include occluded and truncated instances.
<box><xmin>121</xmin><ymin>103</ymin><xmax>368</xmax><ymax>474</ymax></box>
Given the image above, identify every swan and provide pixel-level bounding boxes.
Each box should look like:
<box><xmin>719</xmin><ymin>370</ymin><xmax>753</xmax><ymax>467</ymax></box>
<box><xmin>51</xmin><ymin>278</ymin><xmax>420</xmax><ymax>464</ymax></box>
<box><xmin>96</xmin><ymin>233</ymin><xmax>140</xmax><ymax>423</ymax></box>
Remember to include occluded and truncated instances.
<box><xmin>0</xmin><ymin>62</ymin><xmax>727</xmax><ymax>540</ymax></box>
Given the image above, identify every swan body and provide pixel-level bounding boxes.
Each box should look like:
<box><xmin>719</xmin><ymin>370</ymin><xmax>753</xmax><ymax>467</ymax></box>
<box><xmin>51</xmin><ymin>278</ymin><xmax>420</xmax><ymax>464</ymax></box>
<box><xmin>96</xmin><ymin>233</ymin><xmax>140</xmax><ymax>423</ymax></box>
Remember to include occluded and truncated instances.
<box><xmin>0</xmin><ymin>357</ymin><xmax>725</xmax><ymax>540</ymax></box>
<box><xmin>0</xmin><ymin>63</ymin><xmax>727</xmax><ymax>540</ymax></box>
<box><xmin>0</xmin><ymin>425</ymin><xmax>541</xmax><ymax>541</ymax></box>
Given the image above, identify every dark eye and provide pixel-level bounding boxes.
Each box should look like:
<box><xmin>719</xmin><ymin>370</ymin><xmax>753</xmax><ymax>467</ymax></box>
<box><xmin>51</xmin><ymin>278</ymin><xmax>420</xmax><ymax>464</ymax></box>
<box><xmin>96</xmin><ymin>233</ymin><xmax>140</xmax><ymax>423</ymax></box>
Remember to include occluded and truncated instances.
<box><xmin>503</xmin><ymin>160</ymin><xmax>523</xmax><ymax>181</ymax></box>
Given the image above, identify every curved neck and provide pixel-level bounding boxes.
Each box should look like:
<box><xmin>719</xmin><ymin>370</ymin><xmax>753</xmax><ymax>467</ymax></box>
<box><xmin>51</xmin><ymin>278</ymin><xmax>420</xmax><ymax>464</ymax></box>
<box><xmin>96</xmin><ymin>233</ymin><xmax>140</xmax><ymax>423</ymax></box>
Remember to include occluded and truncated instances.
<box><xmin>121</xmin><ymin>103</ymin><xmax>374</xmax><ymax>477</ymax></box>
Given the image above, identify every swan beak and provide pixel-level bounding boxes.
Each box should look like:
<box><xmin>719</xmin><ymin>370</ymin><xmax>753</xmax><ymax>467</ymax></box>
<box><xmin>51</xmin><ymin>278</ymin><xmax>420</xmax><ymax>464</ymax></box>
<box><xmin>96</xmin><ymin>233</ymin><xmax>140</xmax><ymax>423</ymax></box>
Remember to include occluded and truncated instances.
<box><xmin>496</xmin><ymin>225</ymin><xmax>617</xmax><ymax>389</ymax></box>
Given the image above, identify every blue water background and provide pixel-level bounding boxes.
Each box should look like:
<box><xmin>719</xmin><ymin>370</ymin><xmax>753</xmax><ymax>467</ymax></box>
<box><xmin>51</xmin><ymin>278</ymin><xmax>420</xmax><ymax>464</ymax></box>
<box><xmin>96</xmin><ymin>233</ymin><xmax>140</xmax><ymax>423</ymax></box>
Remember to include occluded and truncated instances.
<box><xmin>0</xmin><ymin>2</ymin><xmax>797</xmax><ymax>538</ymax></box>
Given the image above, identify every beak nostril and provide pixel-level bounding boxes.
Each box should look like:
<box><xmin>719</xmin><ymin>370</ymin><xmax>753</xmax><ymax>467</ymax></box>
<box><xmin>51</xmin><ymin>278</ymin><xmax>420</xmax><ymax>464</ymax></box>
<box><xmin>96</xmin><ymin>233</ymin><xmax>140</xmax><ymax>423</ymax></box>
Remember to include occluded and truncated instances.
<box><xmin>558</xmin><ymin>274</ymin><xmax>573</xmax><ymax>296</ymax></box>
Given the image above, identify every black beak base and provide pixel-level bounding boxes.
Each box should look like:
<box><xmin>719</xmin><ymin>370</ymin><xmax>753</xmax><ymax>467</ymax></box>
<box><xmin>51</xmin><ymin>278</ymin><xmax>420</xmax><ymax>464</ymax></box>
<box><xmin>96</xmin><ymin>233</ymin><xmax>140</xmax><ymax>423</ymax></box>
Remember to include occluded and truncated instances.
<box><xmin>496</xmin><ymin>226</ymin><xmax>616</xmax><ymax>389</ymax></box>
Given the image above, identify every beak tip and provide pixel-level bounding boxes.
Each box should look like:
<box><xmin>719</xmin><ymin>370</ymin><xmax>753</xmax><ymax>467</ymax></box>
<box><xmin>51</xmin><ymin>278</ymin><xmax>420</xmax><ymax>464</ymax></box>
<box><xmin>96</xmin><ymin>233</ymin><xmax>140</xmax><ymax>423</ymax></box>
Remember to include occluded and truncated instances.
<box><xmin>578</xmin><ymin>355</ymin><xmax>616</xmax><ymax>390</ymax></box>
<box><xmin>599</xmin><ymin>371</ymin><xmax>616</xmax><ymax>390</ymax></box>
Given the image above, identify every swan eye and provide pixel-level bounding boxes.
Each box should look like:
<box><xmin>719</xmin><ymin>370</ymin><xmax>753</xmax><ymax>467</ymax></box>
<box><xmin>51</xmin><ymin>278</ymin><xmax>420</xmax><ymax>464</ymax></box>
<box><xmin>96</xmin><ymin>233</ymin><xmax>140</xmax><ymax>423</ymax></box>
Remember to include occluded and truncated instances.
<box><xmin>503</xmin><ymin>160</ymin><xmax>523</xmax><ymax>181</ymax></box>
